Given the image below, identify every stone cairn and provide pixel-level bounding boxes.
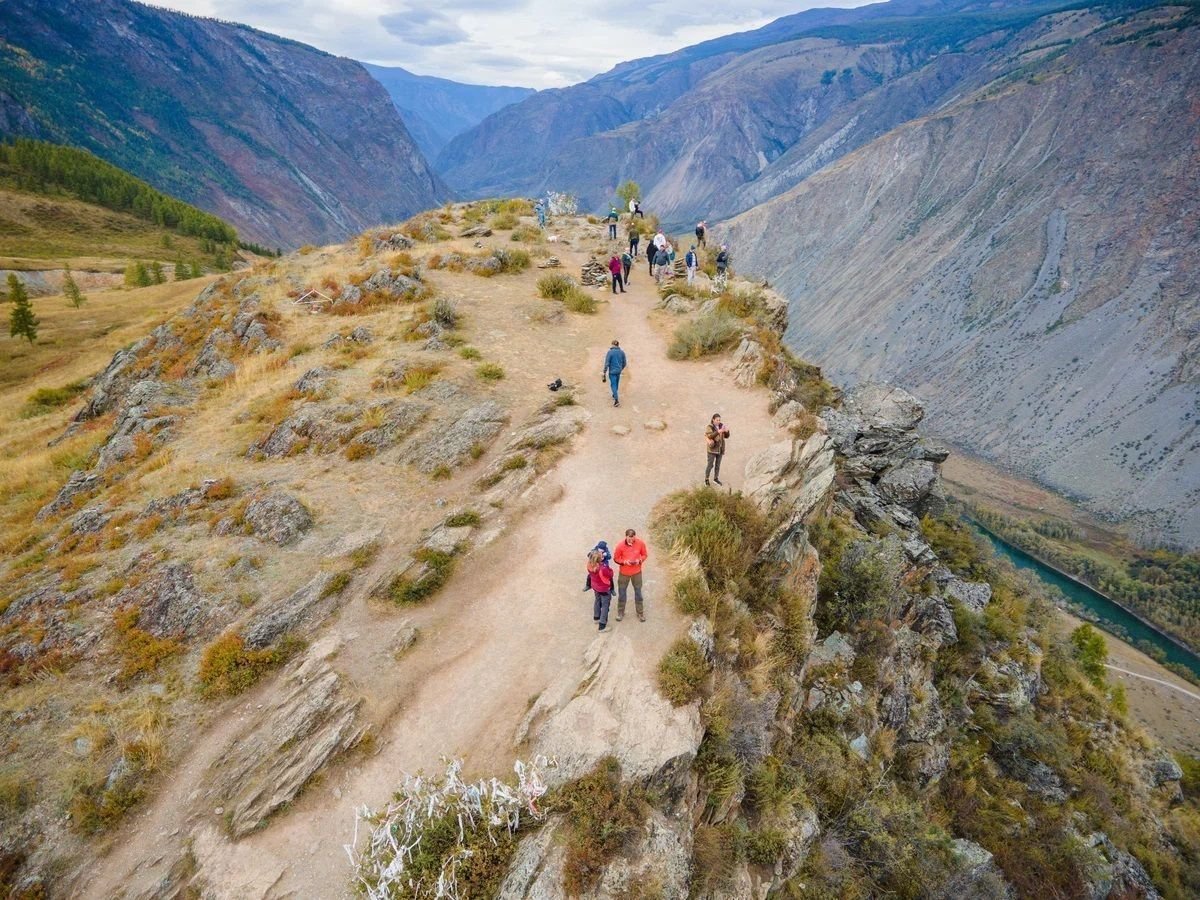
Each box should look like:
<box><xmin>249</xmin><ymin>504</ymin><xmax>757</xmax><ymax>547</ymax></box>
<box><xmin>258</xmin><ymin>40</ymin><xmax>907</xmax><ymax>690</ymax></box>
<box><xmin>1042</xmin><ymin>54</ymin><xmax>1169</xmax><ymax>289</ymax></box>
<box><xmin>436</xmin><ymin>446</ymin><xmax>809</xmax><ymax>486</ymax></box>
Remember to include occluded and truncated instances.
<box><xmin>580</xmin><ymin>259</ymin><xmax>610</xmax><ymax>287</ymax></box>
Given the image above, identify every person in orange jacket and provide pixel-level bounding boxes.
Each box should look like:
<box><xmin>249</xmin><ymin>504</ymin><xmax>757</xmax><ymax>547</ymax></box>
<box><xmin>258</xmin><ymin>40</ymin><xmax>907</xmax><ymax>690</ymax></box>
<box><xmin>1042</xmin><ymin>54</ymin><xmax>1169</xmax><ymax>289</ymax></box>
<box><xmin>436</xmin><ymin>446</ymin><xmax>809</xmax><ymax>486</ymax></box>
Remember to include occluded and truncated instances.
<box><xmin>613</xmin><ymin>528</ymin><xmax>649</xmax><ymax>622</ymax></box>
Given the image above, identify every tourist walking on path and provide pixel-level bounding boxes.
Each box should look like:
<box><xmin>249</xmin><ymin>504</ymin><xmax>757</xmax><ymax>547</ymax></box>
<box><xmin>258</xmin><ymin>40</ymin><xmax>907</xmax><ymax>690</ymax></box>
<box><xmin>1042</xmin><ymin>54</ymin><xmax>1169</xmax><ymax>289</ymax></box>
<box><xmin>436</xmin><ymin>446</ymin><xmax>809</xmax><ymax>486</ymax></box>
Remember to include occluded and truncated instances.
<box><xmin>606</xmin><ymin>207</ymin><xmax>619</xmax><ymax>239</ymax></box>
<box><xmin>603</xmin><ymin>339</ymin><xmax>627</xmax><ymax>407</ymax></box>
<box><xmin>686</xmin><ymin>245</ymin><xmax>698</xmax><ymax>285</ymax></box>
<box><xmin>705</xmin><ymin>413</ymin><xmax>731</xmax><ymax>485</ymax></box>
<box><xmin>608</xmin><ymin>254</ymin><xmax>626</xmax><ymax>294</ymax></box>
<box><xmin>621</xmin><ymin>249</ymin><xmax>633</xmax><ymax>284</ymax></box>
<box><xmin>695</xmin><ymin>221</ymin><xmax>706</xmax><ymax>248</ymax></box>
<box><xmin>628</xmin><ymin>223</ymin><xmax>640</xmax><ymax>257</ymax></box>
<box><xmin>586</xmin><ymin>549</ymin><xmax>614</xmax><ymax>631</ymax></box>
<box><xmin>613</xmin><ymin>528</ymin><xmax>648</xmax><ymax>622</ymax></box>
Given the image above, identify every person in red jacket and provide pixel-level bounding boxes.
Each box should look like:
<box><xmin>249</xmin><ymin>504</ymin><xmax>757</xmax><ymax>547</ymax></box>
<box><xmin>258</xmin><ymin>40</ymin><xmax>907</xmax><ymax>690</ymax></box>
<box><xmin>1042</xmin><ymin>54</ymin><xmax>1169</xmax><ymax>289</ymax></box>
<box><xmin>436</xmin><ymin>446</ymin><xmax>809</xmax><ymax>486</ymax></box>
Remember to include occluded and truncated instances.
<box><xmin>608</xmin><ymin>254</ymin><xmax>626</xmax><ymax>294</ymax></box>
<box><xmin>613</xmin><ymin>528</ymin><xmax>648</xmax><ymax>622</ymax></box>
<box><xmin>587</xmin><ymin>549</ymin><xmax>615</xmax><ymax>631</ymax></box>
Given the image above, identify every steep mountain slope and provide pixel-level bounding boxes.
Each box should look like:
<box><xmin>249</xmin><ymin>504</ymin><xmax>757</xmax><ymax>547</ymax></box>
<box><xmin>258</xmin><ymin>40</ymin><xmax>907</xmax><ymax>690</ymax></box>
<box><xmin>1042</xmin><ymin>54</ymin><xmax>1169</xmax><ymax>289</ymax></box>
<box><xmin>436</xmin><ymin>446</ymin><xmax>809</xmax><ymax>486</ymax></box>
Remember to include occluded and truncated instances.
<box><xmin>0</xmin><ymin>0</ymin><xmax>448</xmax><ymax>248</ymax></box>
<box><xmin>363</xmin><ymin>63</ymin><xmax>534</xmax><ymax>160</ymax></box>
<box><xmin>722</xmin><ymin>5</ymin><xmax>1200</xmax><ymax>546</ymax></box>
<box><xmin>435</xmin><ymin>0</ymin><xmax>1137</xmax><ymax>223</ymax></box>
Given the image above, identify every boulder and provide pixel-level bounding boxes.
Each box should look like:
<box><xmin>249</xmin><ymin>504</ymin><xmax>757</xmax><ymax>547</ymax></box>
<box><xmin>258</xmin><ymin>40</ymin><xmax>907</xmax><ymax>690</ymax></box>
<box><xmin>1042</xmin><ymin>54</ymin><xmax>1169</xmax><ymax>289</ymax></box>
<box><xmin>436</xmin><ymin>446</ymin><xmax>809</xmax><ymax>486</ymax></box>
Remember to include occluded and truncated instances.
<box><xmin>70</xmin><ymin>504</ymin><xmax>111</xmax><ymax>535</ymax></box>
<box><xmin>945</xmin><ymin>578</ymin><xmax>992</xmax><ymax>613</ymax></box>
<box><xmin>243</xmin><ymin>492</ymin><xmax>313</xmax><ymax>545</ymax></box>
<box><xmin>844</xmin><ymin>383</ymin><xmax>925</xmax><ymax>431</ymax></box>
<box><xmin>459</xmin><ymin>225</ymin><xmax>492</xmax><ymax>238</ymax></box>
<box><xmin>36</xmin><ymin>470</ymin><xmax>102</xmax><ymax>520</ymax></box>
<box><xmin>808</xmin><ymin>631</ymin><xmax>855</xmax><ymax>668</ymax></box>
<box><xmin>1084</xmin><ymin>832</ymin><xmax>1161</xmax><ymax>900</ymax></box>
<box><xmin>189</xmin><ymin>328</ymin><xmax>236</xmax><ymax>380</ymax></box>
<box><xmin>244</xmin><ymin>572</ymin><xmax>335</xmax><ymax>649</ymax></box>
<box><xmin>405</xmin><ymin>401</ymin><xmax>509</xmax><ymax>473</ymax></box>
<box><xmin>210</xmin><ymin>641</ymin><xmax>366</xmax><ymax>837</ymax></box>
<box><xmin>1146</xmin><ymin>753</ymin><xmax>1184</xmax><ymax>788</ymax></box>
<box><xmin>116</xmin><ymin>563</ymin><xmax>206</xmax><ymax>638</ymax></box>
<box><xmin>876</xmin><ymin>459</ymin><xmax>938</xmax><ymax>508</ymax></box>
<box><xmin>643</xmin><ymin>418</ymin><xmax>667</xmax><ymax>431</ymax></box>
<box><xmin>728</xmin><ymin>337</ymin><xmax>765</xmax><ymax>388</ymax></box>
<box><xmin>938</xmin><ymin>839</ymin><xmax>1015</xmax><ymax>899</ymax></box>
<box><xmin>295</xmin><ymin>367</ymin><xmax>333</xmax><ymax>397</ymax></box>
<box><xmin>913</xmin><ymin>593</ymin><xmax>958</xmax><ymax>646</ymax></box>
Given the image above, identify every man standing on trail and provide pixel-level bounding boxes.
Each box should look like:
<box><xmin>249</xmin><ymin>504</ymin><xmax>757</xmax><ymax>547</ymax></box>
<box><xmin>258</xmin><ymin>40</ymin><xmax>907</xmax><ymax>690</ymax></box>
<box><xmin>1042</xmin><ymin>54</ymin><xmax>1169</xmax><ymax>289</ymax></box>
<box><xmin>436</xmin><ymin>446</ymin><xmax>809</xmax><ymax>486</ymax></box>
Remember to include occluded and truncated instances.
<box><xmin>603</xmin><ymin>339</ymin><xmax>627</xmax><ymax>407</ymax></box>
<box><xmin>705</xmin><ymin>413</ymin><xmax>731</xmax><ymax>486</ymax></box>
<box><xmin>535</xmin><ymin>199</ymin><xmax>547</xmax><ymax>229</ymax></box>
<box><xmin>621</xmin><ymin>249</ymin><xmax>633</xmax><ymax>284</ymax></box>
<box><xmin>587</xmin><ymin>549</ymin><xmax>615</xmax><ymax>631</ymax></box>
<box><xmin>628</xmin><ymin>222</ymin><xmax>640</xmax><ymax>258</ymax></box>
<box><xmin>716</xmin><ymin>245</ymin><xmax>730</xmax><ymax>276</ymax></box>
<box><xmin>608</xmin><ymin>254</ymin><xmax>626</xmax><ymax>294</ymax></box>
<box><xmin>695</xmin><ymin>221</ymin><xmax>706</xmax><ymax>248</ymax></box>
<box><xmin>613</xmin><ymin>528</ymin><xmax>648</xmax><ymax>622</ymax></box>
<box><xmin>606</xmin><ymin>206</ymin><xmax>619</xmax><ymax>240</ymax></box>
<box><xmin>654</xmin><ymin>244</ymin><xmax>671</xmax><ymax>285</ymax></box>
<box><xmin>686</xmin><ymin>245</ymin><xmax>699</xmax><ymax>285</ymax></box>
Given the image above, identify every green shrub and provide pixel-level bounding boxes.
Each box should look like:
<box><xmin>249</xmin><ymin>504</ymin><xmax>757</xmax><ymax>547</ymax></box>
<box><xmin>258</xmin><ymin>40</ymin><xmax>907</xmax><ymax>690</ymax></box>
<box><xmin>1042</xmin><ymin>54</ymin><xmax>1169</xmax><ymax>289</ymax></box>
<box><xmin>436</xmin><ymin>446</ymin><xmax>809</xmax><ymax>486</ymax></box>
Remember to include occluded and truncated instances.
<box><xmin>321</xmin><ymin>570</ymin><xmax>353</xmax><ymax>599</ymax></box>
<box><xmin>551</xmin><ymin>758</ymin><xmax>646</xmax><ymax>896</ymax></box>
<box><xmin>816</xmin><ymin>538</ymin><xmax>901</xmax><ymax>632</ymax></box>
<box><xmin>458</xmin><ymin>346</ymin><xmax>481</xmax><ymax>360</ymax></box>
<box><xmin>445</xmin><ymin>510</ymin><xmax>481</xmax><ymax>528</ymax></box>
<box><xmin>511</xmin><ymin>225</ymin><xmax>541</xmax><ymax>242</ymax></box>
<box><xmin>432</xmin><ymin>297</ymin><xmax>459</xmax><ymax>328</ymax></box>
<box><xmin>493</xmin><ymin>248</ymin><xmax>530</xmax><ymax>274</ymax></box>
<box><xmin>379</xmin><ymin>548</ymin><xmax>458</xmax><ymax>605</ymax></box>
<box><xmin>537</xmin><ymin>273</ymin><xmax>578</xmax><ymax>299</ymax></box>
<box><xmin>563</xmin><ymin>288</ymin><xmax>598</xmax><ymax>314</ymax></box>
<box><xmin>197</xmin><ymin>632</ymin><xmax>301</xmax><ymax>697</ymax></box>
<box><xmin>22</xmin><ymin>381</ymin><xmax>87</xmax><ymax>418</ymax></box>
<box><xmin>652</xmin><ymin>488</ymin><xmax>770</xmax><ymax>586</ymax></box>
<box><xmin>657</xmin><ymin>638</ymin><xmax>708</xmax><ymax>705</ymax></box>
<box><xmin>920</xmin><ymin>515</ymin><xmax>992</xmax><ymax>581</ymax></box>
<box><xmin>476</xmin><ymin>363</ymin><xmax>505</xmax><ymax>381</ymax></box>
<box><xmin>668</xmin><ymin>312</ymin><xmax>742</xmax><ymax>360</ymax></box>
<box><xmin>490</xmin><ymin>212</ymin><xmax>519</xmax><ymax>230</ymax></box>
<box><xmin>1070</xmin><ymin>623</ymin><xmax>1108</xmax><ymax>685</ymax></box>
<box><xmin>672</xmin><ymin>572</ymin><xmax>712</xmax><ymax>616</ymax></box>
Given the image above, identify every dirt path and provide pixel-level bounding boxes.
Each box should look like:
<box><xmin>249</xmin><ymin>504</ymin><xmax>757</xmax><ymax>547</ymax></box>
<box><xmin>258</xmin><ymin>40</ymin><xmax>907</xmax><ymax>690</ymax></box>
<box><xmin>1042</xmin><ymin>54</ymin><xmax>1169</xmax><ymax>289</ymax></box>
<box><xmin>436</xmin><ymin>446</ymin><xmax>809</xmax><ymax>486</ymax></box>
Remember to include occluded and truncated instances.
<box><xmin>81</xmin><ymin>238</ymin><xmax>781</xmax><ymax>899</ymax></box>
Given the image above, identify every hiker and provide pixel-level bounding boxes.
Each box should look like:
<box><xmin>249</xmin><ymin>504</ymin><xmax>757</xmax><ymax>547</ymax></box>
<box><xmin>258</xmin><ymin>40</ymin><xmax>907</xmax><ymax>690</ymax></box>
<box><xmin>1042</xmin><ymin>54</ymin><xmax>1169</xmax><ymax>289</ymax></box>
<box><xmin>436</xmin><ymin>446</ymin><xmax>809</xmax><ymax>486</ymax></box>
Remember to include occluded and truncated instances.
<box><xmin>621</xmin><ymin>248</ymin><xmax>633</xmax><ymax>284</ymax></box>
<box><xmin>705</xmin><ymin>414</ymin><xmax>731</xmax><ymax>486</ymax></box>
<box><xmin>628</xmin><ymin>222</ymin><xmax>640</xmax><ymax>257</ymax></box>
<box><xmin>603</xmin><ymin>339</ymin><xmax>627</xmax><ymax>407</ymax></box>
<box><xmin>685</xmin><ymin>245</ymin><xmax>698</xmax><ymax>284</ymax></box>
<box><xmin>653</xmin><ymin>230</ymin><xmax>667</xmax><ymax>256</ymax></box>
<box><xmin>591</xmin><ymin>540</ymin><xmax>612</xmax><ymax>565</ymax></box>
<box><xmin>695</xmin><ymin>221</ymin><xmax>706</xmax><ymax>248</ymax></box>
<box><xmin>586</xmin><ymin>549</ymin><xmax>614</xmax><ymax>632</ymax></box>
<box><xmin>654</xmin><ymin>244</ymin><xmax>671</xmax><ymax>285</ymax></box>
<box><xmin>628</xmin><ymin>197</ymin><xmax>637</xmax><ymax>216</ymax></box>
<box><xmin>633</xmin><ymin>200</ymin><xmax>645</xmax><ymax>219</ymax></box>
<box><xmin>715</xmin><ymin>245</ymin><xmax>729</xmax><ymax>276</ymax></box>
<box><xmin>535</xmin><ymin>199</ymin><xmax>547</xmax><ymax>229</ymax></box>
<box><xmin>606</xmin><ymin>206</ymin><xmax>619</xmax><ymax>240</ymax></box>
<box><xmin>613</xmin><ymin>528</ymin><xmax>648</xmax><ymax>622</ymax></box>
<box><xmin>608</xmin><ymin>254</ymin><xmax>626</xmax><ymax>294</ymax></box>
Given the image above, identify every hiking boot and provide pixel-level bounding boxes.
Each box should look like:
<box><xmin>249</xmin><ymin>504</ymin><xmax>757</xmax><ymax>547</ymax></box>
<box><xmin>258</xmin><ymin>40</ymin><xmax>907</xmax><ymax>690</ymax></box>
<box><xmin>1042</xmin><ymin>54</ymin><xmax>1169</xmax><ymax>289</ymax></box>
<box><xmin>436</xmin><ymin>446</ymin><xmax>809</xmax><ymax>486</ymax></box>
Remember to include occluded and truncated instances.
<box><xmin>616</xmin><ymin>613</ymin><xmax>624</xmax><ymax>622</ymax></box>
<box><xmin>704</xmin><ymin>478</ymin><xmax>710</xmax><ymax>486</ymax></box>
<box><xmin>598</xmin><ymin>624</ymin><xmax>607</xmax><ymax>631</ymax></box>
<box><xmin>638</xmin><ymin>613</ymin><xmax>646</xmax><ymax>622</ymax></box>
<box><xmin>614</xmin><ymin>399</ymin><xmax>620</xmax><ymax>407</ymax></box>
<box><xmin>714</xmin><ymin>478</ymin><xmax>723</xmax><ymax>486</ymax></box>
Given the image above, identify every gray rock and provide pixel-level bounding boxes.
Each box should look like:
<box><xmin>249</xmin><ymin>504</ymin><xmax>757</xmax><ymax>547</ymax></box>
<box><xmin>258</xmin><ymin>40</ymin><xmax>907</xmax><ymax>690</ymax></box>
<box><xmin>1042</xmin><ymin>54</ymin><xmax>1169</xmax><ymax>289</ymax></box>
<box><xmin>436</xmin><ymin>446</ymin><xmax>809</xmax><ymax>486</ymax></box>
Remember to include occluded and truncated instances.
<box><xmin>243</xmin><ymin>492</ymin><xmax>313</xmax><ymax>545</ymax></box>
<box><xmin>688</xmin><ymin>617</ymin><xmax>715</xmax><ymax>663</ymax></box>
<box><xmin>71</xmin><ymin>504</ymin><xmax>111</xmax><ymax>535</ymax></box>
<box><xmin>295</xmin><ymin>367</ymin><xmax>333</xmax><ymax>397</ymax></box>
<box><xmin>844</xmin><ymin>383</ymin><xmax>925</xmax><ymax>431</ymax></box>
<box><xmin>939</xmin><ymin>839</ymin><xmax>1014</xmax><ymax>899</ymax></box>
<box><xmin>349</xmin><ymin>401</ymin><xmax>431</xmax><ymax>454</ymax></box>
<box><xmin>913</xmin><ymin>593</ymin><xmax>958</xmax><ymax>646</ymax></box>
<box><xmin>189</xmin><ymin>328</ymin><xmax>237</xmax><ymax>380</ymax></box>
<box><xmin>1146</xmin><ymin>753</ymin><xmax>1184</xmax><ymax>787</ymax></box>
<box><xmin>36</xmin><ymin>470</ymin><xmax>102</xmax><ymax>520</ymax></box>
<box><xmin>902</xmin><ymin>537</ymin><xmax>938</xmax><ymax>566</ymax></box>
<box><xmin>945</xmin><ymin>578</ymin><xmax>992</xmax><ymax>613</ymax></box>
<box><xmin>211</xmin><ymin>646</ymin><xmax>366</xmax><ymax>837</ymax></box>
<box><xmin>1084</xmin><ymin>832</ymin><xmax>1161</xmax><ymax>900</ymax></box>
<box><xmin>117</xmin><ymin>563</ymin><xmax>206</xmax><ymax>638</ymax></box>
<box><xmin>422</xmin><ymin>525</ymin><xmax>473</xmax><ymax>555</ymax></box>
<box><xmin>849</xmin><ymin>734</ymin><xmax>870</xmax><ymax>760</ymax></box>
<box><xmin>244</xmin><ymin>572</ymin><xmax>335</xmax><ymax>649</ymax></box>
<box><xmin>876</xmin><ymin>459</ymin><xmax>938</xmax><ymax>508</ymax></box>
<box><xmin>459</xmin><ymin>225</ymin><xmax>492</xmax><ymax>238</ymax></box>
<box><xmin>405</xmin><ymin>401</ymin><xmax>508</xmax><ymax>473</ymax></box>
<box><xmin>364</xmin><ymin>268</ymin><xmax>422</xmax><ymax>298</ymax></box>
<box><xmin>374</xmin><ymin>232</ymin><xmax>414</xmax><ymax>252</ymax></box>
<box><xmin>809</xmin><ymin>631</ymin><xmax>855</xmax><ymax>668</ymax></box>
<box><xmin>348</xmin><ymin>326</ymin><xmax>373</xmax><ymax>343</ymax></box>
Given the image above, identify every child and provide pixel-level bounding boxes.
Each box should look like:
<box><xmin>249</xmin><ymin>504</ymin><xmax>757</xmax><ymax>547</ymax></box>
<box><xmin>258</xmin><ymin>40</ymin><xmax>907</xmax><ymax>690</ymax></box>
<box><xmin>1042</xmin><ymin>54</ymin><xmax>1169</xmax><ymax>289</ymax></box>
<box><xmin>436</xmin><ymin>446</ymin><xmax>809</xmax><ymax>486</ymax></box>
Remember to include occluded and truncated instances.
<box><xmin>586</xmin><ymin>549</ymin><xmax>615</xmax><ymax>631</ymax></box>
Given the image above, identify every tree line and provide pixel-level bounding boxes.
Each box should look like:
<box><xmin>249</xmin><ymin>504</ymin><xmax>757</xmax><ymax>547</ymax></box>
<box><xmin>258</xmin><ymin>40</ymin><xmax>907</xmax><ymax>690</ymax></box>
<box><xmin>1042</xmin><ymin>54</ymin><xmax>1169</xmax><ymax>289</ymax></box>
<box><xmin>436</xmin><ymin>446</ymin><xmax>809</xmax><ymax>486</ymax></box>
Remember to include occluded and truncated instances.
<box><xmin>0</xmin><ymin>138</ymin><xmax>238</xmax><ymax>243</ymax></box>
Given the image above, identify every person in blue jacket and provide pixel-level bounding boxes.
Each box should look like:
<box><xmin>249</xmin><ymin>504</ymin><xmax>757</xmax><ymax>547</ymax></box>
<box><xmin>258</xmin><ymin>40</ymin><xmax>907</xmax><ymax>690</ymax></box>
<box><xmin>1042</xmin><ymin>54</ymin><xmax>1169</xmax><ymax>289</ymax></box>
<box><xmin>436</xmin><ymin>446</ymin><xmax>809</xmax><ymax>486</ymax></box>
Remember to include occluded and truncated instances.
<box><xmin>603</xmin><ymin>339</ymin><xmax>627</xmax><ymax>407</ymax></box>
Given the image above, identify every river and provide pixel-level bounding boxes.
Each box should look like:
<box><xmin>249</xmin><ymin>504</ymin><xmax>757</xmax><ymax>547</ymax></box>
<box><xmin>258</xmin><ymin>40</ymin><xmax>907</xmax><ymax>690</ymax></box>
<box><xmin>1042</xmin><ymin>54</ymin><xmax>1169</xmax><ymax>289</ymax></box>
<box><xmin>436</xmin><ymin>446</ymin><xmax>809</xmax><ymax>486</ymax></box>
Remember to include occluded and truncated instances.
<box><xmin>971</xmin><ymin>526</ymin><xmax>1200</xmax><ymax>681</ymax></box>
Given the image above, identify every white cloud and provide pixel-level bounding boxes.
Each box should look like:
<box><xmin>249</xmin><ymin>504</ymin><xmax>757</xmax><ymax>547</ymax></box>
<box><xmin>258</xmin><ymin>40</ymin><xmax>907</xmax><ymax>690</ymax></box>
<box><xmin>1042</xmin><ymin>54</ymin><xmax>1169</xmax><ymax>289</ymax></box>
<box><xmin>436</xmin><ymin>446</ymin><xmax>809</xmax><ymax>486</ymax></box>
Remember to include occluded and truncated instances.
<box><xmin>148</xmin><ymin>0</ymin><xmax>871</xmax><ymax>88</ymax></box>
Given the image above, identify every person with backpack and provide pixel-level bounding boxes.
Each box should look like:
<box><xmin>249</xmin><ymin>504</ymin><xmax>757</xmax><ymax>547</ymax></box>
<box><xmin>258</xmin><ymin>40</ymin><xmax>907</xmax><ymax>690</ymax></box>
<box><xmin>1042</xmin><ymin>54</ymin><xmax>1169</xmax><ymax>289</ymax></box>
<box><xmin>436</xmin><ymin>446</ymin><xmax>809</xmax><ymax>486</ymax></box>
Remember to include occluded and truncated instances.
<box><xmin>608</xmin><ymin>254</ymin><xmax>626</xmax><ymax>294</ymax></box>
<box><xmin>628</xmin><ymin>222</ymin><xmax>640</xmax><ymax>258</ymax></box>
<box><xmin>705</xmin><ymin>413</ymin><xmax>731</xmax><ymax>486</ymax></box>
<box><xmin>685</xmin><ymin>245</ymin><xmax>698</xmax><ymax>285</ymax></box>
<box><xmin>605</xmin><ymin>206</ymin><xmax>619</xmax><ymax>240</ymax></box>
<box><xmin>603</xmin><ymin>339</ymin><xmax>627</xmax><ymax>407</ymax></box>
<box><xmin>613</xmin><ymin>528</ymin><xmax>648</xmax><ymax>622</ymax></box>
<box><xmin>695</xmin><ymin>221</ymin><xmax>706</xmax><ymax>248</ymax></box>
<box><xmin>586</xmin><ymin>549</ymin><xmax>615</xmax><ymax>631</ymax></box>
<box><xmin>621</xmin><ymin>249</ymin><xmax>633</xmax><ymax>284</ymax></box>
<box><xmin>654</xmin><ymin>244</ymin><xmax>672</xmax><ymax>285</ymax></box>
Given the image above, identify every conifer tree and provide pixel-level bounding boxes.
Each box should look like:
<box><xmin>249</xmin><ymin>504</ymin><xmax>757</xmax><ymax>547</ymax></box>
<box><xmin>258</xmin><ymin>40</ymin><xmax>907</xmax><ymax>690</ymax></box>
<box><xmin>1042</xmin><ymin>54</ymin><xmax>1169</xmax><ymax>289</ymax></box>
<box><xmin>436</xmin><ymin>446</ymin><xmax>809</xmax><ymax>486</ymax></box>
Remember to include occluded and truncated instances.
<box><xmin>173</xmin><ymin>262</ymin><xmax>186</xmax><ymax>281</ymax></box>
<box><xmin>150</xmin><ymin>261</ymin><xmax>165</xmax><ymax>284</ymax></box>
<box><xmin>8</xmin><ymin>274</ymin><xmax>38</xmax><ymax>344</ymax></box>
<box><xmin>62</xmin><ymin>264</ymin><xmax>85</xmax><ymax>308</ymax></box>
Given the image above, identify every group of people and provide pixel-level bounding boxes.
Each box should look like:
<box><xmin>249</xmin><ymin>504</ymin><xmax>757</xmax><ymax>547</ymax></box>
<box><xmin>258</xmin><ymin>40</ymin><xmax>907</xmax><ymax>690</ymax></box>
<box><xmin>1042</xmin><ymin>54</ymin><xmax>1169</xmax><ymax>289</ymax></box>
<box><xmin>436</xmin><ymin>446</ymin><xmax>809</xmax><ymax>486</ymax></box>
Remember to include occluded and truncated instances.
<box><xmin>585</xmin><ymin>530</ymin><xmax>648</xmax><ymax>631</ymax></box>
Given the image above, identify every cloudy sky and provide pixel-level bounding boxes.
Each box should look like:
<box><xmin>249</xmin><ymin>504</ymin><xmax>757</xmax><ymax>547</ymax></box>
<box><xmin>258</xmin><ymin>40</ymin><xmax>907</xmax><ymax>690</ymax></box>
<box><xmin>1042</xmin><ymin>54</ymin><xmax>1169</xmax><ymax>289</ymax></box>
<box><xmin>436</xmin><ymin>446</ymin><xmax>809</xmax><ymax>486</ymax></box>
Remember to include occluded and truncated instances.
<box><xmin>149</xmin><ymin>1</ymin><xmax>869</xmax><ymax>88</ymax></box>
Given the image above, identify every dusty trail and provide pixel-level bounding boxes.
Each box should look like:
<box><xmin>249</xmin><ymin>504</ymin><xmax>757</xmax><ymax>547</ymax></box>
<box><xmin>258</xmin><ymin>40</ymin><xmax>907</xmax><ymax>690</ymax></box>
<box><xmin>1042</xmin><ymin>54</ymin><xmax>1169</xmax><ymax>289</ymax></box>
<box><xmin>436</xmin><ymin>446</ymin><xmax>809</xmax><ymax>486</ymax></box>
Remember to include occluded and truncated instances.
<box><xmin>1104</xmin><ymin>665</ymin><xmax>1200</xmax><ymax>703</ymax></box>
<box><xmin>81</xmin><ymin>240</ymin><xmax>781</xmax><ymax>899</ymax></box>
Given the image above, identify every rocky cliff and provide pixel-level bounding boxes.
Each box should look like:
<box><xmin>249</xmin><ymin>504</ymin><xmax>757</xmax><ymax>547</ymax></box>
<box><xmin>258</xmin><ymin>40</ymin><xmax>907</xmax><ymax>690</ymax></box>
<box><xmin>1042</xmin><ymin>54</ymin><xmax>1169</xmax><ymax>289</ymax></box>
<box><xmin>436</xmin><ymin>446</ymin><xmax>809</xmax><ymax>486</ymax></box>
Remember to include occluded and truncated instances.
<box><xmin>722</xmin><ymin>5</ymin><xmax>1200</xmax><ymax>547</ymax></box>
<box><xmin>0</xmin><ymin>0</ymin><xmax>449</xmax><ymax>247</ymax></box>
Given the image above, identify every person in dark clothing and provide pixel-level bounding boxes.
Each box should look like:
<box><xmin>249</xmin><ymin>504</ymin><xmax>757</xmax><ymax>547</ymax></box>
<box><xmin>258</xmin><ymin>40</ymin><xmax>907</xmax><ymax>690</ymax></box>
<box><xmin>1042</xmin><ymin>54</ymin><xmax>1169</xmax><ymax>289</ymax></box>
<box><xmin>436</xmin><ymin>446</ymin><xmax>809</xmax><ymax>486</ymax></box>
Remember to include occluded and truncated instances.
<box><xmin>621</xmin><ymin>250</ymin><xmax>633</xmax><ymax>283</ymax></box>
<box><xmin>716</xmin><ymin>245</ymin><xmax>729</xmax><ymax>275</ymax></box>
<box><xmin>654</xmin><ymin>244</ymin><xmax>672</xmax><ymax>284</ymax></box>
<box><xmin>608</xmin><ymin>254</ymin><xmax>626</xmax><ymax>294</ymax></box>
<box><xmin>629</xmin><ymin>223</ymin><xmax>640</xmax><ymax>257</ymax></box>
<box><xmin>603</xmin><ymin>339</ymin><xmax>627</xmax><ymax>407</ymax></box>
<box><xmin>606</xmin><ymin>206</ymin><xmax>619</xmax><ymax>239</ymax></box>
<box><xmin>704</xmin><ymin>413</ymin><xmax>731</xmax><ymax>485</ymax></box>
<box><xmin>695</xmin><ymin>221</ymin><xmax>706</xmax><ymax>248</ymax></box>
<box><xmin>633</xmin><ymin>200</ymin><xmax>645</xmax><ymax>218</ymax></box>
